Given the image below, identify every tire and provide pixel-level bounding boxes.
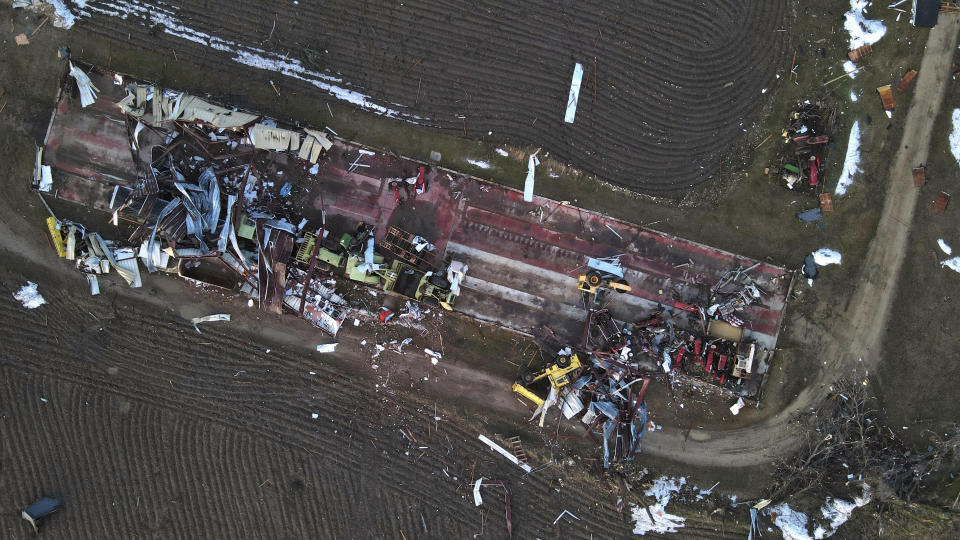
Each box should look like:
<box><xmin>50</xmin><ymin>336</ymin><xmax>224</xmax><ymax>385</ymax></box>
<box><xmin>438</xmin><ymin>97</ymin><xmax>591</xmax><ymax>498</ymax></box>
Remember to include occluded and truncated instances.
<box><xmin>521</xmin><ymin>370</ymin><xmax>537</xmax><ymax>385</ymax></box>
<box><xmin>430</xmin><ymin>274</ymin><xmax>450</xmax><ymax>289</ymax></box>
<box><xmin>587</xmin><ymin>271</ymin><xmax>602</xmax><ymax>286</ymax></box>
<box><xmin>556</xmin><ymin>355</ymin><xmax>571</xmax><ymax>368</ymax></box>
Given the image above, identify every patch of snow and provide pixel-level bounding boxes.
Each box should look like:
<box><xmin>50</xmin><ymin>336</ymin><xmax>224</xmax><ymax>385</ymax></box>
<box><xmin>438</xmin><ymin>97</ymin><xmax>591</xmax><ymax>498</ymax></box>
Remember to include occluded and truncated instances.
<box><xmin>495</xmin><ymin>148</ymin><xmax>509</xmax><ymax>157</ymax></box>
<box><xmin>466</xmin><ymin>159</ymin><xmax>492</xmax><ymax>169</ymax></box>
<box><xmin>843</xmin><ymin>60</ymin><xmax>859</xmax><ymax>79</ymax></box>
<box><xmin>812</xmin><ymin>248</ymin><xmax>842</xmax><ymax>266</ymax></box>
<box><xmin>849</xmin><ymin>90</ymin><xmax>858</xmax><ymax>102</ymax></box>
<box><xmin>938</xmin><ymin>239</ymin><xmax>953</xmax><ymax>255</ymax></box>
<box><xmin>309</xmin><ymin>163</ymin><xmax>320</xmax><ymax>175</ymax></box>
<box><xmin>834</xmin><ymin>121</ymin><xmax>861</xmax><ymax>195</ymax></box>
<box><xmin>70</xmin><ymin>0</ymin><xmax>408</xmax><ymax>119</ymax></box>
<box><xmin>631</xmin><ymin>476</ymin><xmax>686</xmax><ymax>535</ymax></box>
<box><xmin>942</xmin><ymin>257</ymin><xmax>960</xmax><ymax>274</ymax></box>
<box><xmin>844</xmin><ymin>1</ymin><xmax>886</xmax><ymax>49</ymax></box>
<box><xmin>950</xmin><ymin>109</ymin><xmax>960</xmax><ymax>169</ymax></box>
<box><xmin>14</xmin><ymin>282</ymin><xmax>46</xmax><ymax>309</ymax></box>
<box><xmin>767</xmin><ymin>503</ymin><xmax>812</xmax><ymax>540</ymax></box>
<box><xmin>44</xmin><ymin>0</ymin><xmax>78</xmax><ymax>28</ymax></box>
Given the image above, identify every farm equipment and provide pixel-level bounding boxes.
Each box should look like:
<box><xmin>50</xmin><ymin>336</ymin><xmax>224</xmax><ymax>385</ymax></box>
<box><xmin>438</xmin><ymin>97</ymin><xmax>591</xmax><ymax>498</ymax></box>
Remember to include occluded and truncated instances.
<box><xmin>414</xmin><ymin>260</ymin><xmax>468</xmax><ymax>310</ymax></box>
<box><xmin>577</xmin><ymin>257</ymin><xmax>631</xmax><ymax>296</ymax></box>
<box><xmin>511</xmin><ymin>349</ymin><xmax>582</xmax><ymax>407</ymax></box>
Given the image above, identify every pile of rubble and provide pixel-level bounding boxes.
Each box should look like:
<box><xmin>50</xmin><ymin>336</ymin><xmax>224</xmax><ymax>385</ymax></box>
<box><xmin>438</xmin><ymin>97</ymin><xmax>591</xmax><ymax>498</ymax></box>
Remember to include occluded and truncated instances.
<box><xmin>35</xmin><ymin>62</ymin><xmax>466</xmax><ymax>337</ymax></box>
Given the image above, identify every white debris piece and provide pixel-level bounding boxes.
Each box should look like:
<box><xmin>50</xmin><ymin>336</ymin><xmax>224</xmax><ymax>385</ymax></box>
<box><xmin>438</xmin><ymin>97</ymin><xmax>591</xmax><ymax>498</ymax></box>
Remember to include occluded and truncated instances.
<box><xmin>425</xmin><ymin>348</ymin><xmax>442</xmax><ymax>364</ymax></box>
<box><xmin>13</xmin><ymin>282</ymin><xmax>46</xmax><ymax>309</ymax></box>
<box><xmin>191</xmin><ymin>313</ymin><xmax>230</xmax><ymax>333</ymax></box>
<box><xmin>844</xmin><ymin>1</ymin><xmax>886</xmax><ymax>49</ymax></box>
<box><xmin>950</xmin><ymin>109</ymin><xmax>960</xmax><ymax>169</ymax></box>
<box><xmin>473</xmin><ymin>477</ymin><xmax>484</xmax><ymax>506</ymax></box>
<box><xmin>842</xmin><ymin>60</ymin><xmax>859</xmax><ymax>79</ymax></box>
<box><xmin>729</xmin><ymin>397</ymin><xmax>746</xmax><ymax>416</ymax></box>
<box><xmin>69</xmin><ymin>62</ymin><xmax>100</xmax><ymax>107</ymax></box>
<box><xmin>565</xmin><ymin>62</ymin><xmax>584</xmax><ymax>123</ymax></box>
<box><xmin>631</xmin><ymin>476</ymin><xmax>687</xmax><ymax>535</ymax></box>
<box><xmin>834</xmin><ymin>121</ymin><xmax>861</xmax><ymax>195</ymax></box>
<box><xmin>812</xmin><ymin>248</ymin><xmax>842</xmax><ymax>267</ymax></box>
<box><xmin>316</xmin><ymin>343</ymin><xmax>338</xmax><ymax>353</ymax></box>
<box><xmin>311</xmin><ymin>413</ymin><xmax>319</xmax><ymax>419</ymax></box>
<box><xmin>466</xmin><ymin>159</ymin><xmax>491</xmax><ymax>169</ymax></box>
<box><xmin>478</xmin><ymin>434</ymin><xmax>533</xmax><ymax>472</ymax></box>
<box><xmin>523</xmin><ymin>152</ymin><xmax>540</xmax><ymax>202</ymax></box>
<box><xmin>495</xmin><ymin>148</ymin><xmax>509</xmax><ymax>157</ymax></box>
<box><xmin>941</xmin><ymin>257</ymin><xmax>960</xmax><ymax>274</ymax></box>
<box><xmin>938</xmin><ymin>239</ymin><xmax>953</xmax><ymax>255</ymax></box>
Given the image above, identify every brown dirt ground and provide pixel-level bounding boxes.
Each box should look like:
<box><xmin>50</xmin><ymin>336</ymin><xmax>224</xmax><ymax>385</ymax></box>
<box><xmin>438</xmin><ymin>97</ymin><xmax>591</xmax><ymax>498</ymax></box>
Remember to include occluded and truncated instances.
<box><xmin>64</xmin><ymin>0</ymin><xmax>789</xmax><ymax>193</ymax></box>
<box><xmin>1</xmin><ymin>2</ymin><xmax>959</xmax><ymax>538</ymax></box>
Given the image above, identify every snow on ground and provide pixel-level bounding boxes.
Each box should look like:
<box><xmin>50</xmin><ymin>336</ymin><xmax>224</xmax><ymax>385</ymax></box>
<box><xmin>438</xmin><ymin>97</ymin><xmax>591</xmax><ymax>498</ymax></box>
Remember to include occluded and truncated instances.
<box><xmin>938</xmin><ymin>239</ymin><xmax>953</xmax><ymax>255</ymax></box>
<box><xmin>13</xmin><ymin>282</ymin><xmax>46</xmax><ymax>309</ymax></box>
<box><xmin>844</xmin><ymin>1</ymin><xmax>886</xmax><ymax>49</ymax></box>
<box><xmin>834</xmin><ymin>121</ymin><xmax>861</xmax><ymax>195</ymax></box>
<box><xmin>495</xmin><ymin>148</ymin><xmax>509</xmax><ymax>157</ymax></box>
<box><xmin>849</xmin><ymin>90</ymin><xmax>858</xmax><ymax>102</ymax></box>
<box><xmin>61</xmin><ymin>0</ymin><xmax>406</xmax><ymax>118</ymax></box>
<box><xmin>812</xmin><ymin>248</ymin><xmax>842</xmax><ymax>266</ymax></box>
<box><xmin>843</xmin><ymin>60</ymin><xmax>859</xmax><ymax>79</ymax></box>
<box><xmin>950</xmin><ymin>109</ymin><xmax>960</xmax><ymax>169</ymax></box>
<box><xmin>466</xmin><ymin>159</ymin><xmax>492</xmax><ymax>169</ymax></box>
<box><xmin>45</xmin><ymin>0</ymin><xmax>78</xmax><ymax>28</ymax></box>
<box><xmin>631</xmin><ymin>476</ymin><xmax>686</xmax><ymax>535</ymax></box>
<box><xmin>942</xmin><ymin>257</ymin><xmax>960</xmax><ymax>274</ymax></box>
<box><xmin>768</xmin><ymin>503</ymin><xmax>812</xmax><ymax>540</ymax></box>
<box><xmin>767</xmin><ymin>485</ymin><xmax>872</xmax><ymax>540</ymax></box>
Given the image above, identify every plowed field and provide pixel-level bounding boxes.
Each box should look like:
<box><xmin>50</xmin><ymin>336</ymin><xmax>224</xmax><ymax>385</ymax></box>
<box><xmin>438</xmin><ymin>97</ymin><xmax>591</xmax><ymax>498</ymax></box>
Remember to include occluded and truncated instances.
<box><xmin>66</xmin><ymin>0</ymin><xmax>789</xmax><ymax>192</ymax></box>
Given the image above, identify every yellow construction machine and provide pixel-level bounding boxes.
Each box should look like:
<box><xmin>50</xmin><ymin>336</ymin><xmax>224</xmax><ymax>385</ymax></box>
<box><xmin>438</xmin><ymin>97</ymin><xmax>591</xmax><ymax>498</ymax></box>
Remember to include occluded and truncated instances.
<box><xmin>511</xmin><ymin>352</ymin><xmax>582</xmax><ymax>407</ymax></box>
<box><xmin>576</xmin><ymin>257</ymin><xmax>631</xmax><ymax>296</ymax></box>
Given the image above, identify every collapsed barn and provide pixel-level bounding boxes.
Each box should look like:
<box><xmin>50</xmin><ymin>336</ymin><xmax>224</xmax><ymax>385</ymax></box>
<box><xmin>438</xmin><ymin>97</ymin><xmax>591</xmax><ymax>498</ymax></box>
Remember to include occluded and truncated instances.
<box><xmin>36</xmin><ymin>62</ymin><xmax>794</xmax><ymax>463</ymax></box>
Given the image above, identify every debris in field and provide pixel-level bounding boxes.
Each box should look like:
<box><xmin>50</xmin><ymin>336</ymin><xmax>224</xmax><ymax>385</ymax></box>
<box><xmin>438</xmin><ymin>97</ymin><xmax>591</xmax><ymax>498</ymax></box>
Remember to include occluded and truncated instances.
<box><xmin>495</xmin><ymin>148</ymin><xmax>509</xmax><ymax>157</ymax></box>
<box><xmin>834</xmin><ymin>121</ymin><xmax>861</xmax><ymax>195</ymax></box>
<box><xmin>565</xmin><ymin>62</ymin><xmax>584</xmax><ymax>123</ymax></box>
<box><xmin>897</xmin><ymin>69</ymin><xmax>917</xmax><ymax>92</ymax></box>
<box><xmin>473</xmin><ymin>477</ymin><xmax>484</xmax><ymax>506</ymax></box>
<box><xmin>15</xmin><ymin>33</ymin><xmax>30</xmax><ymax>46</ymax></box>
<box><xmin>13</xmin><ymin>282</ymin><xmax>46</xmax><ymax>309</ymax></box>
<box><xmin>844</xmin><ymin>1</ymin><xmax>886</xmax><ymax>49</ymax></box>
<box><xmin>933</xmin><ymin>191</ymin><xmax>950</xmax><ymax>214</ymax></box>
<box><xmin>21</xmin><ymin>497</ymin><xmax>63</xmax><ymax>532</ymax></box>
<box><xmin>311</xmin><ymin>413</ymin><xmax>319</xmax><ymax>419</ymax></box>
<box><xmin>812</xmin><ymin>249</ymin><xmax>842</xmax><ymax>267</ymax></box>
<box><xmin>729</xmin><ymin>397</ymin><xmax>746</xmax><ymax>415</ymax></box>
<box><xmin>950</xmin><ymin>109</ymin><xmax>960</xmax><ymax>169</ymax></box>
<box><xmin>466</xmin><ymin>159</ymin><xmax>491</xmax><ymax>169</ymax></box>
<box><xmin>424</xmin><ymin>348</ymin><xmax>442</xmax><ymax>364</ymax></box>
<box><xmin>941</xmin><ymin>257</ymin><xmax>960</xmax><ymax>274</ymax></box>
<box><xmin>796</xmin><ymin>208</ymin><xmax>822</xmax><ymax>222</ymax></box>
<box><xmin>523</xmin><ymin>148</ymin><xmax>541</xmax><ymax>202</ymax></box>
<box><xmin>846</xmin><ymin>43</ymin><xmax>872</xmax><ymax>63</ymax></box>
<box><xmin>478</xmin><ymin>434</ymin><xmax>533</xmax><ymax>472</ymax></box>
<box><xmin>911</xmin><ymin>0</ymin><xmax>940</xmax><ymax>28</ymax></box>
<box><xmin>316</xmin><ymin>343</ymin><xmax>338</xmax><ymax>353</ymax></box>
<box><xmin>630</xmin><ymin>476</ymin><xmax>686</xmax><ymax>535</ymax></box>
<box><xmin>876</xmin><ymin>85</ymin><xmax>895</xmax><ymax>116</ymax></box>
<box><xmin>68</xmin><ymin>62</ymin><xmax>99</xmax><ymax>107</ymax></box>
<box><xmin>191</xmin><ymin>313</ymin><xmax>230</xmax><ymax>333</ymax></box>
<box><xmin>938</xmin><ymin>239</ymin><xmax>952</xmax><ymax>255</ymax></box>
<box><xmin>553</xmin><ymin>509</ymin><xmax>580</xmax><ymax>525</ymax></box>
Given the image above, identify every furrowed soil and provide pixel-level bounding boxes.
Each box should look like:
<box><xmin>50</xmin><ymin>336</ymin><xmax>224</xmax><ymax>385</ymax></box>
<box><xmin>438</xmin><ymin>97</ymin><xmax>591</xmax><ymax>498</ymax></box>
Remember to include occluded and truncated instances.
<box><xmin>61</xmin><ymin>0</ymin><xmax>788</xmax><ymax>193</ymax></box>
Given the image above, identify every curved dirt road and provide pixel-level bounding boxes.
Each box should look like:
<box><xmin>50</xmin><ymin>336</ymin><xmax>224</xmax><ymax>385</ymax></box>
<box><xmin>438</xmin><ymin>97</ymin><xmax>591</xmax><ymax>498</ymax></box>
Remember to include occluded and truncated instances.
<box><xmin>643</xmin><ymin>16</ymin><xmax>960</xmax><ymax>467</ymax></box>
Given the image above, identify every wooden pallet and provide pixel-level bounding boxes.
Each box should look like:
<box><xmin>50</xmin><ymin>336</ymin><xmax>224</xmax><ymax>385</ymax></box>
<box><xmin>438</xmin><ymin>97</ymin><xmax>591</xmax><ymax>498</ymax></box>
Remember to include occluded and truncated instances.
<box><xmin>506</xmin><ymin>436</ymin><xmax>527</xmax><ymax>465</ymax></box>
<box><xmin>380</xmin><ymin>226</ymin><xmax>435</xmax><ymax>269</ymax></box>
